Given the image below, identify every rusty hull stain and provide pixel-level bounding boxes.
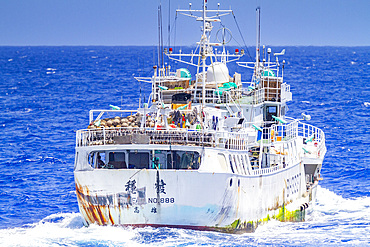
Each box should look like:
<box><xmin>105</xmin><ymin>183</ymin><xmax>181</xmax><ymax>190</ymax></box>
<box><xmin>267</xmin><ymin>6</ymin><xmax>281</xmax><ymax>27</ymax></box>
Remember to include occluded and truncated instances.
<box><xmin>75</xmin><ymin>182</ymin><xmax>113</xmax><ymax>225</ymax></box>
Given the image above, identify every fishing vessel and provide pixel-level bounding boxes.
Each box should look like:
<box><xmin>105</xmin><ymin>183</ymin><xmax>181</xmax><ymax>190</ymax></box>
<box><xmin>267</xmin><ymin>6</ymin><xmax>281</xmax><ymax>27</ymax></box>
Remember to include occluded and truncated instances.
<box><xmin>74</xmin><ymin>0</ymin><xmax>326</xmax><ymax>233</ymax></box>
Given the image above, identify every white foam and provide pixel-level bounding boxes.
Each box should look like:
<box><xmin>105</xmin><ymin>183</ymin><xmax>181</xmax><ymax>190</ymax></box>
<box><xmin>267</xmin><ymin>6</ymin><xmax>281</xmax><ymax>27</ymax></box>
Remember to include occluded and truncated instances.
<box><xmin>364</xmin><ymin>102</ymin><xmax>370</xmax><ymax>107</ymax></box>
<box><xmin>250</xmin><ymin>187</ymin><xmax>370</xmax><ymax>244</ymax></box>
<box><xmin>1</xmin><ymin>188</ymin><xmax>369</xmax><ymax>246</ymax></box>
<box><xmin>0</xmin><ymin>213</ymin><xmax>141</xmax><ymax>247</ymax></box>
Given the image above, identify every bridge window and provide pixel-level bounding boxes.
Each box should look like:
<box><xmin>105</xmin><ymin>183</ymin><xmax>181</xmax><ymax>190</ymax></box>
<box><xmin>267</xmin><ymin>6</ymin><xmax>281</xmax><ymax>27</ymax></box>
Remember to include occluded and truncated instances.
<box><xmin>89</xmin><ymin>150</ymin><xmax>200</xmax><ymax>170</ymax></box>
<box><xmin>264</xmin><ymin>105</ymin><xmax>278</xmax><ymax>122</ymax></box>
<box><xmin>166</xmin><ymin>151</ymin><xmax>200</xmax><ymax>170</ymax></box>
<box><xmin>129</xmin><ymin>151</ymin><xmax>149</xmax><ymax>169</ymax></box>
<box><xmin>88</xmin><ymin>151</ymin><xmax>106</xmax><ymax>169</ymax></box>
<box><xmin>109</xmin><ymin>152</ymin><xmax>126</xmax><ymax>169</ymax></box>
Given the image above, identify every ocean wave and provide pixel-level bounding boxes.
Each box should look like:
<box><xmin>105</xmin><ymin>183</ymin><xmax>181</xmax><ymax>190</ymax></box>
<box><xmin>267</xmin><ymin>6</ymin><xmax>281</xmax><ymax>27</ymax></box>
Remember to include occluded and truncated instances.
<box><xmin>0</xmin><ymin>187</ymin><xmax>369</xmax><ymax>246</ymax></box>
<box><xmin>0</xmin><ymin>213</ymin><xmax>140</xmax><ymax>247</ymax></box>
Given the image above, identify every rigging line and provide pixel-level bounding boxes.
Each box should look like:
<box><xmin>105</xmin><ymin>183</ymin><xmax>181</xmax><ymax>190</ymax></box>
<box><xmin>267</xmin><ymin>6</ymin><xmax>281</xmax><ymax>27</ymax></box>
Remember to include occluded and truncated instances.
<box><xmin>174</xmin><ymin>14</ymin><xmax>177</xmax><ymax>50</ymax></box>
<box><xmin>218</xmin><ymin>21</ymin><xmax>244</xmax><ymax>57</ymax></box>
<box><xmin>164</xmin><ymin>17</ymin><xmax>178</xmax><ymax>47</ymax></box>
<box><xmin>168</xmin><ymin>0</ymin><xmax>171</xmax><ymax>48</ymax></box>
<box><xmin>160</xmin><ymin>4</ymin><xmax>164</xmax><ymax>67</ymax></box>
<box><xmin>168</xmin><ymin>0</ymin><xmax>171</xmax><ymax>66</ymax></box>
<box><xmin>257</xmin><ymin>6</ymin><xmax>261</xmax><ymax>62</ymax></box>
<box><xmin>157</xmin><ymin>5</ymin><xmax>161</xmax><ymax>66</ymax></box>
<box><xmin>232</xmin><ymin>12</ymin><xmax>253</xmax><ymax>61</ymax></box>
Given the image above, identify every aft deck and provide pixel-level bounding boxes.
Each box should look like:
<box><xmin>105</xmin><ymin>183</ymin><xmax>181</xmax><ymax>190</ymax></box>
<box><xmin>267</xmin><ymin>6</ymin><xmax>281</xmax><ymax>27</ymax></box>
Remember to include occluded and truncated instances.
<box><xmin>76</xmin><ymin>120</ymin><xmax>326</xmax><ymax>160</ymax></box>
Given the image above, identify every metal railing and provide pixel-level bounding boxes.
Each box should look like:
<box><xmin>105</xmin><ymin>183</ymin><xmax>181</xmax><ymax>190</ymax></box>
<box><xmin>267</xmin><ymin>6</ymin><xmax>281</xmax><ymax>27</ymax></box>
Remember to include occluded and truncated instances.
<box><xmin>89</xmin><ymin>109</ymin><xmax>138</xmax><ymax>124</ymax></box>
<box><xmin>157</xmin><ymin>81</ymin><xmax>291</xmax><ymax>106</ymax></box>
<box><xmin>76</xmin><ymin>120</ymin><xmax>325</xmax><ymax>156</ymax></box>
<box><xmin>76</xmin><ymin>128</ymin><xmax>253</xmax><ymax>150</ymax></box>
<box><xmin>76</xmin><ymin>128</ymin><xmax>216</xmax><ymax>147</ymax></box>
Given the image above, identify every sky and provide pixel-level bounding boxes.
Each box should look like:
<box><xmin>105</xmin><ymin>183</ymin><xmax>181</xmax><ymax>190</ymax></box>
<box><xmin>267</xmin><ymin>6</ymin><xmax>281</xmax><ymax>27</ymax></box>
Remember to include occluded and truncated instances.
<box><xmin>0</xmin><ymin>0</ymin><xmax>369</xmax><ymax>46</ymax></box>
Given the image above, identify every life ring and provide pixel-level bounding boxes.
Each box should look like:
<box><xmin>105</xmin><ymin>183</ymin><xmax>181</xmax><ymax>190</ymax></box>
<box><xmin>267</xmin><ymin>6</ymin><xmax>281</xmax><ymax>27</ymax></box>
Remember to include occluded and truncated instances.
<box><xmin>271</xmin><ymin>129</ymin><xmax>275</xmax><ymax>142</ymax></box>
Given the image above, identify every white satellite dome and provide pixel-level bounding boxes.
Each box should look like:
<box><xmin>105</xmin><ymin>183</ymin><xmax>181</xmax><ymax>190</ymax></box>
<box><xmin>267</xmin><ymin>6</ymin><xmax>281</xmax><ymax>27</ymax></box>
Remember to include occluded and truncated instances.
<box><xmin>207</xmin><ymin>62</ymin><xmax>229</xmax><ymax>83</ymax></box>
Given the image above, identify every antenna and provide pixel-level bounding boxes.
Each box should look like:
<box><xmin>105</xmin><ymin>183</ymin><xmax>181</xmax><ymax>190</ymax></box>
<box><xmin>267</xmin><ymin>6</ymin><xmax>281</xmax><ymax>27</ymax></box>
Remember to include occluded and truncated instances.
<box><xmin>255</xmin><ymin>6</ymin><xmax>261</xmax><ymax>78</ymax></box>
<box><xmin>158</xmin><ymin>3</ymin><xmax>164</xmax><ymax>67</ymax></box>
<box><xmin>157</xmin><ymin>5</ymin><xmax>161</xmax><ymax>66</ymax></box>
<box><xmin>168</xmin><ymin>0</ymin><xmax>171</xmax><ymax>65</ymax></box>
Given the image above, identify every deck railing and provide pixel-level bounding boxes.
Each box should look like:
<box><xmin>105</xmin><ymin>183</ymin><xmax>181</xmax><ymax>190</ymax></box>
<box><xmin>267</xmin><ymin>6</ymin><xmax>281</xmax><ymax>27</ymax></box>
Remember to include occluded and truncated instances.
<box><xmin>76</xmin><ymin>128</ymin><xmax>250</xmax><ymax>149</ymax></box>
<box><xmin>76</xmin><ymin>120</ymin><xmax>325</xmax><ymax>157</ymax></box>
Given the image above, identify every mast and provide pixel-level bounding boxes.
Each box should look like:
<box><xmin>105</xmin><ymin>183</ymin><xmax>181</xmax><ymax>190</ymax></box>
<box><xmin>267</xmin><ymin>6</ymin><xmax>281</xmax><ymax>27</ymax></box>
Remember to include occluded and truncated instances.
<box><xmin>255</xmin><ymin>6</ymin><xmax>261</xmax><ymax>81</ymax></box>
<box><xmin>161</xmin><ymin>1</ymin><xmax>242</xmax><ymax>107</ymax></box>
<box><xmin>201</xmin><ymin>0</ymin><xmax>207</xmax><ymax>108</ymax></box>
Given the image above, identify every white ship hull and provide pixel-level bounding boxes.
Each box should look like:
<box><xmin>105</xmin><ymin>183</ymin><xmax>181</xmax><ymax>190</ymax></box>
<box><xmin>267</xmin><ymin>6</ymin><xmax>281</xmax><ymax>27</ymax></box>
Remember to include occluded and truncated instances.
<box><xmin>75</xmin><ymin>146</ymin><xmax>322</xmax><ymax>233</ymax></box>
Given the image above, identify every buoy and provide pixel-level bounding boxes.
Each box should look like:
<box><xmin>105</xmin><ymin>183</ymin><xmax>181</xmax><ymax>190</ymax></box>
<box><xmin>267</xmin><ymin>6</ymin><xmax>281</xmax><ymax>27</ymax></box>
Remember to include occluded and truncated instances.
<box><xmin>109</xmin><ymin>104</ymin><xmax>120</xmax><ymax>110</ymax></box>
<box><xmin>113</xmin><ymin>118</ymin><xmax>120</xmax><ymax>126</ymax></box>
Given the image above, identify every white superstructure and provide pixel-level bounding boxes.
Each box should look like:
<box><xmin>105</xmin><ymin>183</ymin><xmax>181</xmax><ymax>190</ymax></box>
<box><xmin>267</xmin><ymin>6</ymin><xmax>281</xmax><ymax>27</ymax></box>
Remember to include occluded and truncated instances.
<box><xmin>74</xmin><ymin>0</ymin><xmax>326</xmax><ymax>233</ymax></box>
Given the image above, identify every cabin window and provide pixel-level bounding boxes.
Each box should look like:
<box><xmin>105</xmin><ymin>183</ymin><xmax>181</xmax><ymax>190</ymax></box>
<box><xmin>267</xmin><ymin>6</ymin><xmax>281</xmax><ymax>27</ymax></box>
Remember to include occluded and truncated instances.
<box><xmin>109</xmin><ymin>152</ymin><xmax>126</xmax><ymax>169</ymax></box>
<box><xmin>244</xmin><ymin>155</ymin><xmax>250</xmax><ymax>172</ymax></box>
<box><xmin>165</xmin><ymin>151</ymin><xmax>200</xmax><ymax>170</ymax></box>
<box><xmin>129</xmin><ymin>151</ymin><xmax>150</xmax><ymax>169</ymax></box>
<box><xmin>180</xmin><ymin>152</ymin><xmax>200</xmax><ymax>169</ymax></box>
<box><xmin>232</xmin><ymin>155</ymin><xmax>240</xmax><ymax>174</ymax></box>
<box><xmin>229</xmin><ymin>154</ymin><xmax>235</xmax><ymax>173</ymax></box>
<box><xmin>88</xmin><ymin>151</ymin><xmax>107</xmax><ymax>169</ymax></box>
<box><xmin>88</xmin><ymin>150</ymin><xmax>200</xmax><ymax>170</ymax></box>
<box><xmin>238</xmin><ymin>155</ymin><xmax>246</xmax><ymax>175</ymax></box>
<box><xmin>235</xmin><ymin>155</ymin><xmax>241</xmax><ymax>174</ymax></box>
<box><xmin>264</xmin><ymin>106</ymin><xmax>278</xmax><ymax>122</ymax></box>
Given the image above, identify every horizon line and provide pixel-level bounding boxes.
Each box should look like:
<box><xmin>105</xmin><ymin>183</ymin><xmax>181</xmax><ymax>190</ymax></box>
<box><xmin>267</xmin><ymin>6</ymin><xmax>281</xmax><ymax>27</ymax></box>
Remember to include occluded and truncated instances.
<box><xmin>0</xmin><ymin>44</ymin><xmax>369</xmax><ymax>48</ymax></box>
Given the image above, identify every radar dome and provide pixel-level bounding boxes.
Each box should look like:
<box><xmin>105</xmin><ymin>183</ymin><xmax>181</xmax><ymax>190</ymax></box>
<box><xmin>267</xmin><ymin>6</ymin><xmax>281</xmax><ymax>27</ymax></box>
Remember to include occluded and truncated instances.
<box><xmin>207</xmin><ymin>62</ymin><xmax>229</xmax><ymax>83</ymax></box>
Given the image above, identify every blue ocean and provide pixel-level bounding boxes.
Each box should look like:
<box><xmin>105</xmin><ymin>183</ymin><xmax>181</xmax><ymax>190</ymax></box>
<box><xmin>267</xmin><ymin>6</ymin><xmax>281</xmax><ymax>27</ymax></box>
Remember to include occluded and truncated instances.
<box><xmin>0</xmin><ymin>46</ymin><xmax>369</xmax><ymax>246</ymax></box>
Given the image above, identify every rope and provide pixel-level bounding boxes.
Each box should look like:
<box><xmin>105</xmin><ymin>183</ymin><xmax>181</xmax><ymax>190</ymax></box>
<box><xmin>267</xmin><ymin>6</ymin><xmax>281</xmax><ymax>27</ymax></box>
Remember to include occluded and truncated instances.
<box><xmin>232</xmin><ymin>12</ymin><xmax>253</xmax><ymax>61</ymax></box>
